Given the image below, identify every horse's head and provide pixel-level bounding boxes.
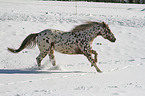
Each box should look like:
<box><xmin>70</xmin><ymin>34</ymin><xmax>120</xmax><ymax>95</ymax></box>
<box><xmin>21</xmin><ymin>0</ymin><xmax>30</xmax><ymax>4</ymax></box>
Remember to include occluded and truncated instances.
<box><xmin>99</xmin><ymin>22</ymin><xmax>116</xmax><ymax>42</ymax></box>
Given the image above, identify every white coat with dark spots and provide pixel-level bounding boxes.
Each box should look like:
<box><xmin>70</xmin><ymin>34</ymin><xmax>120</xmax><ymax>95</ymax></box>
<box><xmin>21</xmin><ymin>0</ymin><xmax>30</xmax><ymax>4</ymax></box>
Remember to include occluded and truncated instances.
<box><xmin>8</xmin><ymin>21</ymin><xmax>116</xmax><ymax>72</ymax></box>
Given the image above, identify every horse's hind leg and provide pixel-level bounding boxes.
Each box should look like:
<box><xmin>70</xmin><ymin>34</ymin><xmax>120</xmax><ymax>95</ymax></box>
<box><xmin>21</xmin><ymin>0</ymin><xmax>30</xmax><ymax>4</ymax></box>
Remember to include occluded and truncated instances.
<box><xmin>48</xmin><ymin>49</ymin><xmax>56</xmax><ymax>66</ymax></box>
<box><xmin>36</xmin><ymin>51</ymin><xmax>48</xmax><ymax>68</ymax></box>
<box><xmin>48</xmin><ymin>43</ymin><xmax>56</xmax><ymax>66</ymax></box>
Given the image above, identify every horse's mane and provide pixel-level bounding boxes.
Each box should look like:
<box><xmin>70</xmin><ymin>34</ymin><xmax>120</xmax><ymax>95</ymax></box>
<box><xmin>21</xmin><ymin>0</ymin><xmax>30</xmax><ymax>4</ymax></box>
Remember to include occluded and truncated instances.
<box><xmin>70</xmin><ymin>21</ymin><xmax>106</xmax><ymax>32</ymax></box>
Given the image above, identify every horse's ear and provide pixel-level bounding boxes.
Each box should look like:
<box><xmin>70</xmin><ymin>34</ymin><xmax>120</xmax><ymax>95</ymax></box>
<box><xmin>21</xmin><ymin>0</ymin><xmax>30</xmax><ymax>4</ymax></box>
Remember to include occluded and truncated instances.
<box><xmin>102</xmin><ymin>22</ymin><xmax>106</xmax><ymax>27</ymax></box>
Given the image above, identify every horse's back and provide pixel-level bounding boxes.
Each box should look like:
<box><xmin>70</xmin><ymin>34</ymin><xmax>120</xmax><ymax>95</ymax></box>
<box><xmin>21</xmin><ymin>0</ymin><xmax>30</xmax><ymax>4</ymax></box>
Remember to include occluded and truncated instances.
<box><xmin>37</xmin><ymin>29</ymin><xmax>63</xmax><ymax>42</ymax></box>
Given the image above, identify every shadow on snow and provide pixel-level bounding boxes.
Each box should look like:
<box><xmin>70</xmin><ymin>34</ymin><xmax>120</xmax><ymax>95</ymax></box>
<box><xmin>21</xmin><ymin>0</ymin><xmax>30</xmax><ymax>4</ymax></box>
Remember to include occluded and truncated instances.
<box><xmin>0</xmin><ymin>69</ymin><xmax>85</xmax><ymax>74</ymax></box>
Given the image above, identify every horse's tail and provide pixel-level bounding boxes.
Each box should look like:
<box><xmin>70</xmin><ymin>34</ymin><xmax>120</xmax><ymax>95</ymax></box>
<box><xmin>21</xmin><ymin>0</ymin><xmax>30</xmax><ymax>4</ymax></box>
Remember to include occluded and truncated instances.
<box><xmin>8</xmin><ymin>33</ymin><xmax>38</xmax><ymax>53</ymax></box>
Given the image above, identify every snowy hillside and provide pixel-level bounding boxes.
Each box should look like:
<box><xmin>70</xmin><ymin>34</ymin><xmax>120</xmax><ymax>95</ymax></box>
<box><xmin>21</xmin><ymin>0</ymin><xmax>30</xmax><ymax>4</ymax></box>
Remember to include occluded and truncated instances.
<box><xmin>0</xmin><ymin>0</ymin><xmax>145</xmax><ymax>96</ymax></box>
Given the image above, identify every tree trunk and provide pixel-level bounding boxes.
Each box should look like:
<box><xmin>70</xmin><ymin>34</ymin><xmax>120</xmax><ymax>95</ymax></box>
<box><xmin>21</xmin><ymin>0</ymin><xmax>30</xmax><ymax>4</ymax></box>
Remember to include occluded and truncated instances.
<box><xmin>129</xmin><ymin>0</ymin><xmax>133</xmax><ymax>3</ymax></box>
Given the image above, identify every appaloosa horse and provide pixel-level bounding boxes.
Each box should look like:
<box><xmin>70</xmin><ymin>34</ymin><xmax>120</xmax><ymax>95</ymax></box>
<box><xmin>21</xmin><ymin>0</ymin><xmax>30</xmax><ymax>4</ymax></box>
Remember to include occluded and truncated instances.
<box><xmin>8</xmin><ymin>21</ymin><xmax>116</xmax><ymax>72</ymax></box>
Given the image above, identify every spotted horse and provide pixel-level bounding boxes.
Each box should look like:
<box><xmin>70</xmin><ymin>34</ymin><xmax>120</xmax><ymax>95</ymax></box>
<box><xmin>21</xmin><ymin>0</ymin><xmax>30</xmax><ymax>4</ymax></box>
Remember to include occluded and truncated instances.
<box><xmin>8</xmin><ymin>21</ymin><xmax>116</xmax><ymax>73</ymax></box>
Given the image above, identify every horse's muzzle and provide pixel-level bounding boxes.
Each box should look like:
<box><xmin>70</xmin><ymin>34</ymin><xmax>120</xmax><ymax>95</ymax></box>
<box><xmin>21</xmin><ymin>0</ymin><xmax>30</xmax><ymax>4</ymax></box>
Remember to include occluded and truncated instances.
<box><xmin>111</xmin><ymin>38</ymin><xmax>116</xmax><ymax>42</ymax></box>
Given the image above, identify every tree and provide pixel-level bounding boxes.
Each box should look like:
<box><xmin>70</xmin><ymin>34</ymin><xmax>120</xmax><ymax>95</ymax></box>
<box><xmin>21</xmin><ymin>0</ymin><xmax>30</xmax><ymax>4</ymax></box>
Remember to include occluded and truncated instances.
<box><xmin>129</xmin><ymin>0</ymin><xmax>133</xmax><ymax>3</ymax></box>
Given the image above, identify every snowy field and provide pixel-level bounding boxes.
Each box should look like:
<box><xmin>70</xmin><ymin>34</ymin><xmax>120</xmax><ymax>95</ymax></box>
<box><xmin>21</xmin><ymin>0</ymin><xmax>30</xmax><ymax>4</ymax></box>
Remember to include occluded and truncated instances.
<box><xmin>0</xmin><ymin>0</ymin><xmax>145</xmax><ymax>96</ymax></box>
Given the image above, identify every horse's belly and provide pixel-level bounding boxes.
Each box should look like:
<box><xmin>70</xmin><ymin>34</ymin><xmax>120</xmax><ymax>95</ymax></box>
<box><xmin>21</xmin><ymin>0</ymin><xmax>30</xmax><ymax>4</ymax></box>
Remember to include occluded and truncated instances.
<box><xmin>54</xmin><ymin>44</ymin><xmax>82</xmax><ymax>54</ymax></box>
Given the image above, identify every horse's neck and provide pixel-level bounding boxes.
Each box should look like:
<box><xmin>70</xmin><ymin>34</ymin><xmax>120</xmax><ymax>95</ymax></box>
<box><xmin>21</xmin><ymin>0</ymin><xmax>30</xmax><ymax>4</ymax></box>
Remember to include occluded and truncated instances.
<box><xmin>83</xmin><ymin>25</ymin><xmax>101</xmax><ymax>40</ymax></box>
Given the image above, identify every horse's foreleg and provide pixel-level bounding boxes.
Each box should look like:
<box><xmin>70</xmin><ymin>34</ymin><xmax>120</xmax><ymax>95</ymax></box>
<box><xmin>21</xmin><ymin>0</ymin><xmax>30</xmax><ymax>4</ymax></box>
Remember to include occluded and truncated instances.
<box><xmin>79</xmin><ymin>43</ymin><xmax>101</xmax><ymax>73</ymax></box>
<box><xmin>84</xmin><ymin>53</ymin><xmax>102</xmax><ymax>73</ymax></box>
<box><xmin>91</xmin><ymin>50</ymin><xmax>98</xmax><ymax>66</ymax></box>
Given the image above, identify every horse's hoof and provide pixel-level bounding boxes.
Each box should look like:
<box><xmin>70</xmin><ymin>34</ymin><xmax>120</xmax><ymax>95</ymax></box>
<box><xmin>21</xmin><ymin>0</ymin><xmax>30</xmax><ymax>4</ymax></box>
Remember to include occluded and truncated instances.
<box><xmin>38</xmin><ymin>66</ymin><xmax>41</xmax><ymax>70</ymax></box>
<box><xmin>97</xmin><ymin>70</ymin><xmax>102</xmax><ymax>73</ymax></box>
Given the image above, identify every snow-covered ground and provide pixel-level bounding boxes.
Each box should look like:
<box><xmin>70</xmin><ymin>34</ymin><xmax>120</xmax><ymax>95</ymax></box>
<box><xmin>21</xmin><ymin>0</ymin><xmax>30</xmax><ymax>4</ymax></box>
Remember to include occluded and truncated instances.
<box><xmin>0</xmin><ymin>0</ymin><xmax>145</xmax><ymax>96</ymax></box>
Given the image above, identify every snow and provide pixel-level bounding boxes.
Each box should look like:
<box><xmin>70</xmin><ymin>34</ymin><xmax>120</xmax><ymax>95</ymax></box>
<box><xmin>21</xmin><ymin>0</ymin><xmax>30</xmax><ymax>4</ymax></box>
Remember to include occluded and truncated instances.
<box><xmin>0</xmin><ymin>0</ymin><xmax>145</xmax><ymax>96</ymax></box>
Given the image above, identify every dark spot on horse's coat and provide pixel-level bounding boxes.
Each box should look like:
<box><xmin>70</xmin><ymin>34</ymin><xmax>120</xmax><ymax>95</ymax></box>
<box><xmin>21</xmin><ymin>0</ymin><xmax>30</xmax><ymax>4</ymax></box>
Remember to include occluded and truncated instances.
<box><xmin>97</xmin><ymin>27</ymin><xmax>100</xmax><ymax>30</ymax></box>
<box><xmin>78</xmin><ymin>33</ymin><xmax>81</xmax><ymax>37</ymax></box>
<box><xmin>93</xmin><ymin>26</ymin><xmax>96</xmax><ymax>31</ymax></box>
<box><xmin>46</xmin><ymin>37</ymin><xmax>49</xmax><ymax>39</ymax></box>
<box><xmin>51</xmin><ymin>42</ymin><xmax>55</xmax><ymax>48</ymax></box>
<box><xmin>54</xmin><ymin>35</ymin><xmax>57</xmax><ymax>38</ymax></box>
<box><xmin>66</xmin><ymin>51</ymin><xmax>68</xmax><ymax>53</ymax></box>
<box><xmin>66</xmin><ymin>39</ymin><xmax>69</xmax><ymax>43</ymax></box>
<box><xmin>74</xmin><ymin>34</ymin><xmax>77</xmax><ymax>38</ymax></box>
<box><xmin>46</xmin><ymin>40</ymin><xmax>49</xmax><ymax>43</ymax></box>
<box><xmin>70</xmin><ymin>41</ymin><xmax>74</xmax><ymax>44</ymax></box>
<box><xmin>44</xmin><ymin>33</ymin><xmax>47</xmax><ymax>35</ymax></box>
